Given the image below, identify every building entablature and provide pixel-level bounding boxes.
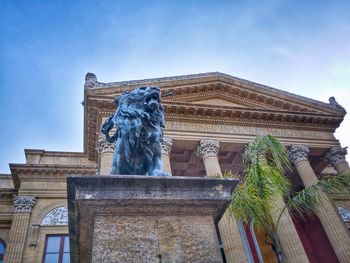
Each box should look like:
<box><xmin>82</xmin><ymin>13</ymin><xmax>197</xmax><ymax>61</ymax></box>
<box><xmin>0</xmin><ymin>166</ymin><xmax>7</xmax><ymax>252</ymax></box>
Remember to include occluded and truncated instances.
<box><xmin>0</xmin><ymin>175</ymin><xmax>16</xmax><ymax>200</ymax></box>
<box><xmin>83</xmin><ymin>72</ymin><xmax>345</xmax><ymax>161</ymax></box>
<box><xmin>88</xmin><ymin>98</ymin><xmax>343</xmax><ymax>129</ymax></box>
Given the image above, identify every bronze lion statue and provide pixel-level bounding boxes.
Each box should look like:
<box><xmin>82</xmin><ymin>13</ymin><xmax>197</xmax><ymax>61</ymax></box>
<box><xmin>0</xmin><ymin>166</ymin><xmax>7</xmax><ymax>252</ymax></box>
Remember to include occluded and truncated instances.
<box><xmin>101</xmin><ymin>86</ymin><xmax>170</xmax><ymax>176</ymax></box>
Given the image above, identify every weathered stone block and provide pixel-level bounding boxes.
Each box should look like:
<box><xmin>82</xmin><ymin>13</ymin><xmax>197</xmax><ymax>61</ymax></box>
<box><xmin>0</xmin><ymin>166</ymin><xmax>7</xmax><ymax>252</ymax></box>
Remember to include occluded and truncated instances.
<box><xmin>67</xmin><ymin>175</ymin><xmax>238</xmax><ymax>263</ymax></box>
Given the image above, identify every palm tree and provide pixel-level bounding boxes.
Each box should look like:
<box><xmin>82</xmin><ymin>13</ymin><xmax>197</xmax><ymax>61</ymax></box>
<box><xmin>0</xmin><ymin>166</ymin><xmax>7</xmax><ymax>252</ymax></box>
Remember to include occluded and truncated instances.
<box><xmin>228</xmin><ymin>135</ymin><xmax>350</xmax><ymax>263</ymax></box>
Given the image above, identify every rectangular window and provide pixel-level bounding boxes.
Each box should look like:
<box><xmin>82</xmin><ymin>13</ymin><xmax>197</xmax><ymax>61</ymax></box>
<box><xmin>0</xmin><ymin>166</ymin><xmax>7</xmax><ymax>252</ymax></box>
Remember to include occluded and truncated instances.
<box><xmin>42</xmin><ymin>235</ymin><xmax>70</xmax><ymax>263</ymax></box>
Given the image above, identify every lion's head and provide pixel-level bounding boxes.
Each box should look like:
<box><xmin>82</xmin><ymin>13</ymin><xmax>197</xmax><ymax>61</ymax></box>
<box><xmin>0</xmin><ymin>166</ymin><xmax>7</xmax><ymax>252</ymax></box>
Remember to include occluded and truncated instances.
<box><xmin>114</xmin><ymin>86</ymin><xmax>164</xmax><ymax>129</ymax></box>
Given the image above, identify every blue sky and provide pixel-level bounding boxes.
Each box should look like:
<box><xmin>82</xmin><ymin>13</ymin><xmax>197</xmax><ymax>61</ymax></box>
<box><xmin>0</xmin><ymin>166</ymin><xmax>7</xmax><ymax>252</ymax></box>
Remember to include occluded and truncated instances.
<box><xmin>1</xmin><ymin>0</ymin><xmax>349</xmax><ymax>173</ymax></box>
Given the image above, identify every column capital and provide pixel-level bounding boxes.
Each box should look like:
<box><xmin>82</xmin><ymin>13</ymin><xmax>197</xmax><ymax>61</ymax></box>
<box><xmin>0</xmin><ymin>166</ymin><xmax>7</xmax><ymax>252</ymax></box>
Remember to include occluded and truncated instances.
<box><xmin>325</xmin><ymin>146</ymin><xmax>348</xmax><ymax>166</ymax></box>
<box><xmin>197</xmin><ymin>139</ymin><xmax>220</xmax><ymax>159</ymax></box>
<box><xmin>97</xmin><ymin>134</ymin><xmax>115</xmax><ymax>154</ymax></box>
<box><xmin>161</xmin><ymin>137</ymin><xmax>173</xmax><ymax>156</ymax></box>
<box><xmin>288</xmin><ymin>145</ymin><xmax>309</xmax><ymax>164</ymax></box>
<box><xmin>13</xmin><ymin>196</ymin><xmax>36</xmax><ymax>213</ymax></box>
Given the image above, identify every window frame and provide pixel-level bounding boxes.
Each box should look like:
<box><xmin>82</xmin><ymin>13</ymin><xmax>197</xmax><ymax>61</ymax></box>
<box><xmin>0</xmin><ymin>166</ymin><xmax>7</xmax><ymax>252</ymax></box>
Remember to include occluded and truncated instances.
<box><xmin>42</xmin><ymin>234</ymin><xmax>69</xmax><ymax>263</ymax></box>
<box><xmin>0</xmin><ymin>239</ymin><xmax>6</xmax><ymax>262</ymax></box>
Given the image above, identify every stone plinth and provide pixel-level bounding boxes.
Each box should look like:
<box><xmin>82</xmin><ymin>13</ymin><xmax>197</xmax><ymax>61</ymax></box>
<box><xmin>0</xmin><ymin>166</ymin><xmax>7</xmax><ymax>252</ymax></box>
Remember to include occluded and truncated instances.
<box><xmin>67</xmin><ymin>175</ymin><xmax>238</xmax><ymax>263</ymax></box>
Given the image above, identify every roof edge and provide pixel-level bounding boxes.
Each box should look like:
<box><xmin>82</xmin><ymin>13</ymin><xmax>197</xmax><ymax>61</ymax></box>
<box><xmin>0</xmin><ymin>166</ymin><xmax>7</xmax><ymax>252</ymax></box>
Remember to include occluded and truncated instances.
<box><xmin>84</xmin><ymin>71</ymin><xmax>346</xmax><ymax>115</ymax></box>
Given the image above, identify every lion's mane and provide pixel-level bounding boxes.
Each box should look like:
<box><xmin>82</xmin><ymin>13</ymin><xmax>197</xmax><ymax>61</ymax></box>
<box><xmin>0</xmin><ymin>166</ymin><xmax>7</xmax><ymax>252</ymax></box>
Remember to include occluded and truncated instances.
<box><xmin>102</xmin><ymin>86</ymin><xmax>168</xmax><ymax>176</ymax></box>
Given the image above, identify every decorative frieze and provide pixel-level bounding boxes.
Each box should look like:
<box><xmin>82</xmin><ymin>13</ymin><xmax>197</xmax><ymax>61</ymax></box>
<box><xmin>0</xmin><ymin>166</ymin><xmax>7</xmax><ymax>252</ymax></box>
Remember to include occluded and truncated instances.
<box><xmin>165</xmin><ymin>121</ymin><xmax>333</xmax><ymax>140</ymax></box>
<box><xmin>197</xmin><ymin>139</ymin><xmax>220</xmax><ymax>159</ymax></box>
<box><xmin>325</xmin><ymin>146</ymin><xmax>348</xmax><ymax>166</ymax></box>
<box><xmin>97</xmin><ymin>134</ymin><xmax>115</xmax><ymax>154</ymax></box>
<box><xmin>41</xmin><ymin>206</ymin><xmax>68</xmax><ymax>226</ymax></box>
<box><xmin>13</xmin><ymin>196</ymin><xmax>36</xmax><ymax>213</ymax></box>
<box><xmin>161</xmin><ymin>137</ymin><xmax>173</xmax><ymax>156</ymax></box>
<box><xmin>288</xmin><ymin>145</ymin><xmax>309</xmax><ymax>164</ymax></box>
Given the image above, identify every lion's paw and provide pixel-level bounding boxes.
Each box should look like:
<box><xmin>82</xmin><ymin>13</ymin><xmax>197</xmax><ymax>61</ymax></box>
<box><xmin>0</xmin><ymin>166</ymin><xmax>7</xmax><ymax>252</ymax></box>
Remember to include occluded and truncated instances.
<box><xmin>149</xmin><ymin>171</ymin><xmax>171</xmax><ymax>177</ymax></box>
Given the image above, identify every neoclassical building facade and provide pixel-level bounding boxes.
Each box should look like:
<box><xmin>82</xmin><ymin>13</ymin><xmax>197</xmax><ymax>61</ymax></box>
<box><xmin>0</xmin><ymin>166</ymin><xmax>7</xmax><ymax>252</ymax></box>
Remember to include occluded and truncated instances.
<box><xmin>0</xmin><ymin>72</ymin><xmax>350</xmax><ymax>263</ymax></box>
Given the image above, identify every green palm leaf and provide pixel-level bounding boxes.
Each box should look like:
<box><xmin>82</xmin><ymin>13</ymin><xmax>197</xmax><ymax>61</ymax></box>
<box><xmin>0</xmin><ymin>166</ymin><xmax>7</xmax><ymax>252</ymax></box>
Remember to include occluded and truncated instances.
<box><xmin>228</xmin><ymin>135</ymin><xmax>350</xmax><ymax>263</ymax></box>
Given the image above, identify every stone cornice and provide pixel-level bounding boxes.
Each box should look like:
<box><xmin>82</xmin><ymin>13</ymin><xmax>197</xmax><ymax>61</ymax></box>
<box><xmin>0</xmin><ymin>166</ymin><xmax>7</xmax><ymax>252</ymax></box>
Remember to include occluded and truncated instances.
<box><xmin>88</xmin><ymin>98</ymin><xmax>342</xmax><ymax>129</ymax></box>
<box><xmin>10</xmin><ymin>164</ymin><xmax>97</xmax><ymax>188</ymax></box>
<box><xmin>88</xmin><ymin>97</ymin><xmax>342</xmax><ymax>122</ymax></box>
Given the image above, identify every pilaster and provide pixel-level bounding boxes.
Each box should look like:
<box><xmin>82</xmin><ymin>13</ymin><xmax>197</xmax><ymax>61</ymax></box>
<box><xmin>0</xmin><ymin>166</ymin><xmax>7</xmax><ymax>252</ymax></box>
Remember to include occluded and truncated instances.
<box><xmin>161</xmin><ymin>137</ymin><xmax>173</xmax><ymax>175</ymax></box>
<box><xmin>288</xmin><ymin>145</ymin><xmax>350</xmax><ymax>263</ymax></box>
<box><xmin>4</xmin><ymin>196</ymin><xmax>36</xmax><ymax>263</ymax></box>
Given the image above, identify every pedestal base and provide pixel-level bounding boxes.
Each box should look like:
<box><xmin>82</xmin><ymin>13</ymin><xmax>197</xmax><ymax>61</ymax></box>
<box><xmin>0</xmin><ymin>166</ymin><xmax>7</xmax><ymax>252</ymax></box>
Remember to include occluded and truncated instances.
<box><xmin>67</xmin><ymin>175</ymin><xmax>238</xmax><ymax>263</ymax></box>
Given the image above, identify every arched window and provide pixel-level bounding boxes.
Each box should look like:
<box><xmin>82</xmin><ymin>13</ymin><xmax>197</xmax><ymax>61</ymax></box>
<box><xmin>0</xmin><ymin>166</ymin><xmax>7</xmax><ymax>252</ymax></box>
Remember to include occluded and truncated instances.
<box><xmin>41</xmin><ymin>206</ymin><xmax>68</xmax><ymax>226</ymax></box>
<box><xmin>0</xmin><ymin>239</ymin><xmax>6</xmax><ymax>263</ymax></box>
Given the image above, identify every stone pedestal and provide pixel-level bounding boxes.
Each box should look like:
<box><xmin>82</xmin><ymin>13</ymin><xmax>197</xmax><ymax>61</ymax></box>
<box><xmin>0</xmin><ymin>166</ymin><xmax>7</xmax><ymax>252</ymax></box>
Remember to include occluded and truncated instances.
<box><xmin>67</xmin><ymin>175</ymin><xmax>238</xmax><ymax>263</ymax></box>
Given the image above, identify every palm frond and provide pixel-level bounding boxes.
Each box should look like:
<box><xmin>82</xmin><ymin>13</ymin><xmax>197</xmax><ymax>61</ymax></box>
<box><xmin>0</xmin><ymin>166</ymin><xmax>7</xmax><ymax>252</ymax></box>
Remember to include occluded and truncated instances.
<box><xmin>277</xmin><ymin>174</ymin><xmax>350</xmax><ymax>228</ymax></box>
<box><xmin>230</xmin><ymin>135</ymin><xmax>291</xmax><ymax>236</ymax></box>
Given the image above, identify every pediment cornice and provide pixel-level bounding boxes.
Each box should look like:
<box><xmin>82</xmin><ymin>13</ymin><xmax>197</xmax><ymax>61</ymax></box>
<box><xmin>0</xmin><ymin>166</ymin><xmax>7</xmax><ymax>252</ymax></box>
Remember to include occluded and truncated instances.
<box><xmin>85</xmin><ymin>72</ymin><xmax>345</xmax><ymax>116</ymax></box>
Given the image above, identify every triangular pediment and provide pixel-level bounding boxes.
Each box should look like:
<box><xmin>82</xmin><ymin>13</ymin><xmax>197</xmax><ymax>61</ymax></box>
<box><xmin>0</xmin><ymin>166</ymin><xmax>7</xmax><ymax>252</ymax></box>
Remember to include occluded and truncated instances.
<box><xmin>86</xmin><ymin>72</ymin><xmax>345</xmax><ymax>115</ymax></box>
<box><xmin>163</xmin><ymin>90</ymin><xmax>276</xmax><ymax>110</ymax></box>
<box><xmin>191</xmin><ymin>98</ymin><xmax>247</xmax><ymax>108</ymax></box>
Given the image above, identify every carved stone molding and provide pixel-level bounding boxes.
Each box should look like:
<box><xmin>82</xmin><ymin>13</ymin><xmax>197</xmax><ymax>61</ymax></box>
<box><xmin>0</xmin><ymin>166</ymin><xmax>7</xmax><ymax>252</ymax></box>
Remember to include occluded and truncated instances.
<box><xmin>337</xmin><ymin>206</ymin><xmax>350</xmax><ymax>222</ymax></box>
<box><xmin>29</xmin><ymin>224</ymin><xmax>40</xmax><ymax>246</ymax></box>
<box><xmin>197</xmin><ymin>139</ymin><xmax>220</xmax><ymax>159</ymax></box>
<box><xmin>97</xmin><ymin>134</ymin><xmax>115</xmax><ymax>154</ymax></box>
<box><xmin>166</xmin><ymin>121</ymin><xmax>333</xmax><ymax>140</ymax></box>
<box><xmin>288</xmin><ymin>145</ymin><xmax>309</xmax><ymax>164</ymax></box>
<box><xmin>41</xmin><ymin>206</ymin><xmax>68</xmax><ymax>226</ymax></box>
<box><xmin>84</xmin><ymin>72</ymin><xmax>98</xmax><ymax>89</ymax></box>
<box><xmin>161</xmin><ymin>137</ymin><xmax>173</xmax><ymax>156</ymax></box>
<box><xmin>325</xmin><ymin>147</ymin><xmax>348</xmax><ymax>166</ymax></box>
<box><xmin>13</xmin><ymin>196</ymin><xmax>36</xmax><ymax>213</ymax></box>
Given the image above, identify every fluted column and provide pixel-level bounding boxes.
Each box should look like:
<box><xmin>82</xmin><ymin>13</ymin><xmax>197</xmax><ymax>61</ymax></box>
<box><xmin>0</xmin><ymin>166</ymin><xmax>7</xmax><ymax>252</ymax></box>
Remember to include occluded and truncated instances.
<box><xmin>197</xmin><ymin>139</ymin><xmax>248</xmax><ymax>263</ymax></box>
<box><xmin>4</xmin><ymin>196</ymin><xmax>36</xmax><ymax>263</ymax></box>
<box><xmin>325</xmin><ymin>146</ymin><xmax>350</xmax><ymax>174</ymax></box>
<box><xmin>97</xmin><ymin>134</ymin><xmax>115</xmax><ymax>175</ymax></box>
<box><xmin>197</xmin><ymin>140</ymin><xmax>222</xmax><ymax>177</ymax></box>
<box><xmin>288</xmin><ymin>145</ymin><xmax>350</xmax><ymax>263</ymax></box>
<box><xmin>161</xmin><ymin>137</ymin><xmax>173</xmax><ymax>175</ymax></box>
<box><xmin>271</xmin><ymin>195</ymin><xmax>309</xmax><ymax>263</ymax></box>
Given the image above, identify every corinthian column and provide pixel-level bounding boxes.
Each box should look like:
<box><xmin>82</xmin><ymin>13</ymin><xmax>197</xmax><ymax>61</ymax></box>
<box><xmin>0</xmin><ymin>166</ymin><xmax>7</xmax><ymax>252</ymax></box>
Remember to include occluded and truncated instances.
<box><xmin>288</xmin><ymin>145</ymin><xmax>350</xmax><ymax>263</ymax></box>
<box><xmin>197</xmin><ymin>140</ymin><xmax>222</xmax><ymax>177</ymax></box>
<box><xmin>4</xmin><ymin>196</ymin><xmax>36</xmax><ymax>263</ymax></box>
<box><xmin>97</xmin><ymin>134</ymin><xmax>115</xmax><ymax>175</ymax></box>
<box><xmin>271</xmin><ymin>195</ymin><xmax>309</xmax><ymax>263</ymax></box>
<box><xmin>197</xmin><ymin>139</ymin><xmax>248</xmax><ymax>263</ymax></box>
<box><xmin>161</xmin><ymin>137</ymin><xmax>173</xmax><ymax>175</ymax></box>
<box><xmin>325</xmin><ymin>146</ymin><xmax>350</xmax><ymax>174</ymax></box>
